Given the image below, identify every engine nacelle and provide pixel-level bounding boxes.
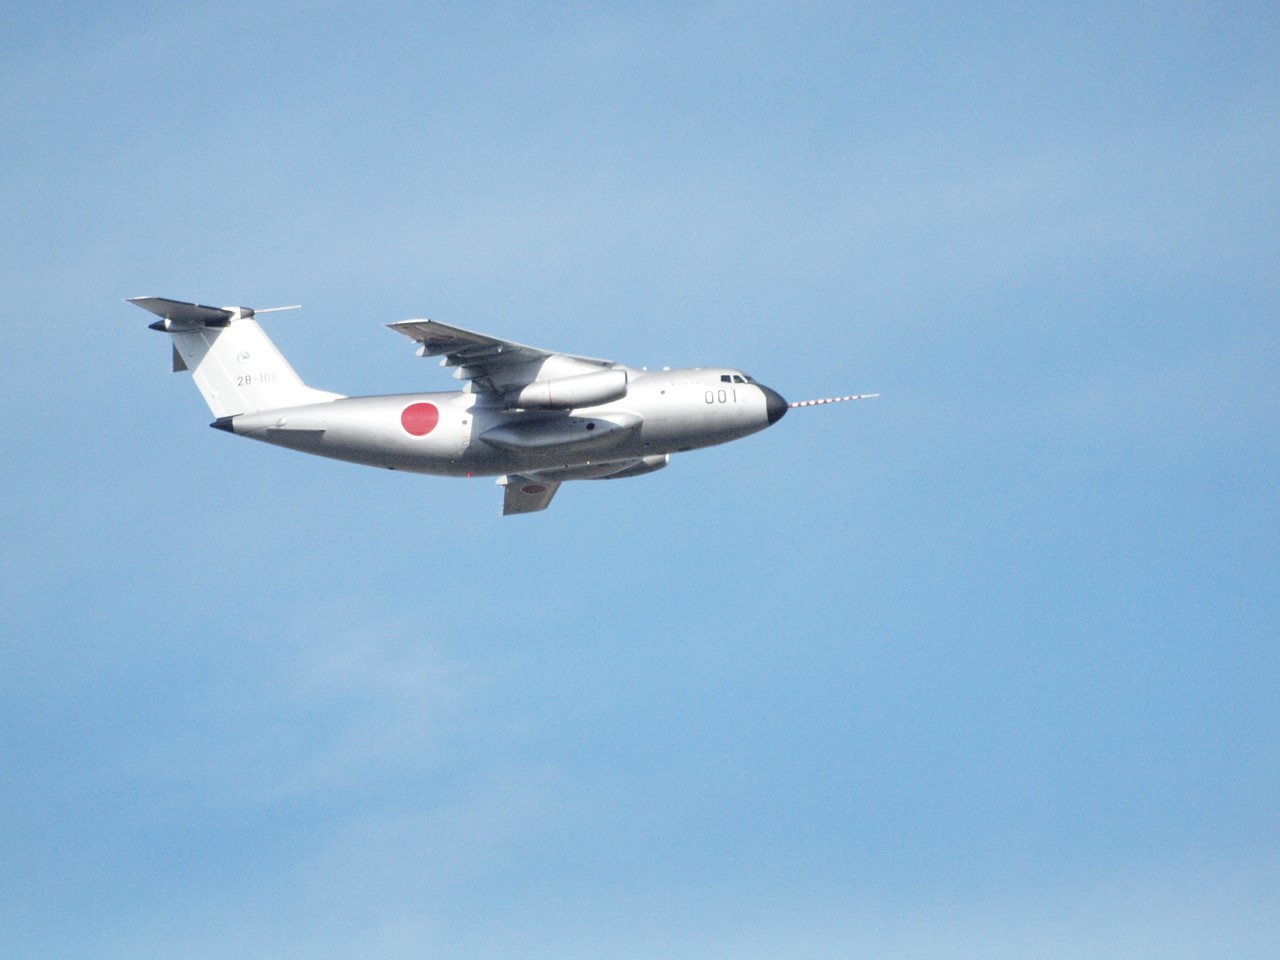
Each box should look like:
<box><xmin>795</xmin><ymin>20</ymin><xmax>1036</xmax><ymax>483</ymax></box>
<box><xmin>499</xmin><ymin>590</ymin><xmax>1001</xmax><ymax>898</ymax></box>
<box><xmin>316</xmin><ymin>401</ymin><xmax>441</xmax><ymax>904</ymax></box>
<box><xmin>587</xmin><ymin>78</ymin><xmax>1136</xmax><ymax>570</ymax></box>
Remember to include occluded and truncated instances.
<box><xmin>508</xmin><ymin>369</ymin><xmax>628</xmax><ymax>409</ymax></box>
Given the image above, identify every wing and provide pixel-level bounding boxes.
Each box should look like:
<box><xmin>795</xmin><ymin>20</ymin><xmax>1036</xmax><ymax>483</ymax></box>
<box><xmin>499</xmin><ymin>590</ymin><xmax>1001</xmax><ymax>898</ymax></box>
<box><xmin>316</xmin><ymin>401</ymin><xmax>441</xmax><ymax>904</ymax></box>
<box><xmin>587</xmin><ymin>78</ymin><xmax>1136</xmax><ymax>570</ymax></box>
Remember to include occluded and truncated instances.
<box><xmin>388</xmin><ymin>319</ymin><xmax>615</xmax><ymax>395</ymax></box>
<box><xmin>500</xmin><ymin>476</ymin><xmax>561</xmax><ymax>515</ymax></box>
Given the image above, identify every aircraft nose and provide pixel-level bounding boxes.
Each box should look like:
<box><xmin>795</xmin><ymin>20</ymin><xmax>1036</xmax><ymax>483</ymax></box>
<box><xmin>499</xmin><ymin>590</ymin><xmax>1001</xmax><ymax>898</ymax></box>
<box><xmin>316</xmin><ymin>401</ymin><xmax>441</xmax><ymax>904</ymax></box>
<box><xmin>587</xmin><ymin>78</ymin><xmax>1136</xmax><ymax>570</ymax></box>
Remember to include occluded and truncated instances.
<box><xmin>760</xmin><ymin>384</ymin><xmax>788</xmax><ymax>424</ymax></box>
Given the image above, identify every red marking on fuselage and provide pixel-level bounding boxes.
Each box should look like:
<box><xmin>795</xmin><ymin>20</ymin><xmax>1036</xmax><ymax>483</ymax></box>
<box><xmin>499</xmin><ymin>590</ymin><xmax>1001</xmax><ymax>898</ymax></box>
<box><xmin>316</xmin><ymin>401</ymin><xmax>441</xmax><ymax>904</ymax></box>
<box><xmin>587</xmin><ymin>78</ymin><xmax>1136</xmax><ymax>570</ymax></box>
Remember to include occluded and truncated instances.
<box><xmin>401</xmin><ymin>402</ymin><xmax>440</xmax><ymax>436</ymax></box>
<box><xmin>521</xmin><ymin>484</ymin><xmax>547</xmax><ymax>494</ymax></box>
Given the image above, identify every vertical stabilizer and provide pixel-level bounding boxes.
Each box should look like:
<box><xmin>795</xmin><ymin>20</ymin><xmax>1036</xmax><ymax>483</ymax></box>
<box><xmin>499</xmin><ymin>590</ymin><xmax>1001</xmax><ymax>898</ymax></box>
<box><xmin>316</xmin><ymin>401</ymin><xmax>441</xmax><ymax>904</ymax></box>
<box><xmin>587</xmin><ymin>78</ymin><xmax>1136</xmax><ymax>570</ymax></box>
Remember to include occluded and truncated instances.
<box><xmin>129</xmin><ymin>297</ymin><xmax>343</xmax><ymax>418</ymax></box>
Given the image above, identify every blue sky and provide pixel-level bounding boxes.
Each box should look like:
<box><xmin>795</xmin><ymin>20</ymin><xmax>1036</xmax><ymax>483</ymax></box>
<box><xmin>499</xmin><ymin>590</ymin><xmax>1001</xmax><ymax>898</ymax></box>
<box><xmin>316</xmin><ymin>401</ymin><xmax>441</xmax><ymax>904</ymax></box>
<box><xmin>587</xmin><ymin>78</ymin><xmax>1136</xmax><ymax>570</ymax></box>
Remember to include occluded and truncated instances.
<box><xmin>2</xmin><ymin>2</ymin><xmax>1278</xmax><ymax>957</ymax></box>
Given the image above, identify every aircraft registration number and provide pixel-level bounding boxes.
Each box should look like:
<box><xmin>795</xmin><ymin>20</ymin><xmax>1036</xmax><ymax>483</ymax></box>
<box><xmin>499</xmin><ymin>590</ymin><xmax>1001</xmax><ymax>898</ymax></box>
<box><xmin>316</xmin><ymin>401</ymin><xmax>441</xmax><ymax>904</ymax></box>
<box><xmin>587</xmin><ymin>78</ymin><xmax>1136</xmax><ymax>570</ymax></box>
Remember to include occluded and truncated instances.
<box><xmin>236</xmin><ymin>372</ymin><xmax>279</xmax><ymax>387</ymax></box>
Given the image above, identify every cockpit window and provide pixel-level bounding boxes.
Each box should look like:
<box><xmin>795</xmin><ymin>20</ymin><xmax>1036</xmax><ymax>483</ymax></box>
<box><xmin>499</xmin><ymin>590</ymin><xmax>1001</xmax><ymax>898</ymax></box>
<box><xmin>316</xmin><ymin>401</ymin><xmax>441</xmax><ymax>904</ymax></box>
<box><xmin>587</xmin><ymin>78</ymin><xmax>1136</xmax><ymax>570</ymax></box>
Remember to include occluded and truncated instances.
<box><xmin>733</xmin><ymin>375</ymin><xmax>747</xmax><ymax>384</ymax></box>
<box><xmin>720</xmin><ymin>374</ymin><xmax>732</xmax><ymax>382</ymax></box>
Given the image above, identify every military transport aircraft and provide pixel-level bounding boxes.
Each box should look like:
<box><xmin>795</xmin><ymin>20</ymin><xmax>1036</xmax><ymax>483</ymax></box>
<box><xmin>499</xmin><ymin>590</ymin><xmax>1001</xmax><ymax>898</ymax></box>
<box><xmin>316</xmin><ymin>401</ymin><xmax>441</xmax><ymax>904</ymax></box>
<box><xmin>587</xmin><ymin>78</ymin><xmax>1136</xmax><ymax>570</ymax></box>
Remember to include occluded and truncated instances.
<box><xmin>131</xmin><ymin>296</ymin><xmax>875</xmax><ymax>514</ymax></box>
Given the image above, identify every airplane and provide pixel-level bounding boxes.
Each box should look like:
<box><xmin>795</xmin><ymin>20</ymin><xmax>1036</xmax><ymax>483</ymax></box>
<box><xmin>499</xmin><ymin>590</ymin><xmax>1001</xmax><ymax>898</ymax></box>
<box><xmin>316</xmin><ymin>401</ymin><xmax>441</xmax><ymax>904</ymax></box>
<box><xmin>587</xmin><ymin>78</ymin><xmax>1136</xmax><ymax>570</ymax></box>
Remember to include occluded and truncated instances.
<box><xmin>130</xmin><ymin>296</ymin><xmax>876</xmax><ymax>514</ymax></box>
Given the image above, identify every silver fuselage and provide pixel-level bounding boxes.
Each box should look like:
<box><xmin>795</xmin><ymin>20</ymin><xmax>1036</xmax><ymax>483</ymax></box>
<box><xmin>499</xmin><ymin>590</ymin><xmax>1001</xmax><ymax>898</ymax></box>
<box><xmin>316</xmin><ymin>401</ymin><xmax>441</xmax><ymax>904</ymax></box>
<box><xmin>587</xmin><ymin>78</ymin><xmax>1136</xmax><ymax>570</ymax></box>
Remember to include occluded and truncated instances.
<box><xmin>227</xmin><ymin>366</ymin><xmax>785</xmax><ymax>477</ymax></box>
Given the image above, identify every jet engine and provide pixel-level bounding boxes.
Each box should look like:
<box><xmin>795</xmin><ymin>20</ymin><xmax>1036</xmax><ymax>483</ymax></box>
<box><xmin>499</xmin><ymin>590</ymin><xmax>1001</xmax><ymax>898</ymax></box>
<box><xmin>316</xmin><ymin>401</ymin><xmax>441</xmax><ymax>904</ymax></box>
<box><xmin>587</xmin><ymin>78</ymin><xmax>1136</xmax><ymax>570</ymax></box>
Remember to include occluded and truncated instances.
<box><xmin>507</xmin><ymin>369</ymin><xmax>627</xmax><ymax>409</ymax></box>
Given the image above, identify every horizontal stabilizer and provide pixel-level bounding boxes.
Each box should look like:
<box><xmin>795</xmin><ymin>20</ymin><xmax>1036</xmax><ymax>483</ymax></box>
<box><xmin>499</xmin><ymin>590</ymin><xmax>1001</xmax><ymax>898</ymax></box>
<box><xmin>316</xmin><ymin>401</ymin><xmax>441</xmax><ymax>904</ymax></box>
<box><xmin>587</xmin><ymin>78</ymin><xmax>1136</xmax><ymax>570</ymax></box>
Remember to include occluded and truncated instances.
<box><xmin>129</xmin><ymin>297</ymin><xmax>235</xmax><ymax>328</ymax></box>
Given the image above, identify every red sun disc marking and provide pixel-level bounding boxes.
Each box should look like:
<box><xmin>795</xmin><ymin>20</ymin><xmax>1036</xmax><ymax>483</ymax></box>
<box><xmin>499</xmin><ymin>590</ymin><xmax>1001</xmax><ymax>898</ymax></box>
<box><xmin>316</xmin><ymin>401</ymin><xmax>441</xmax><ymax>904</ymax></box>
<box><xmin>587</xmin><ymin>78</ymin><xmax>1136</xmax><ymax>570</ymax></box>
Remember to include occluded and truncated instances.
<box><xmin>400</xmin><ymin>402</ymin><xmax>439</xmax><ymax>436</ymax></box>
<box><xmin>521</xmin><ymin>484</ymin><xmax>547</xmax><ymax>494</ymax></box>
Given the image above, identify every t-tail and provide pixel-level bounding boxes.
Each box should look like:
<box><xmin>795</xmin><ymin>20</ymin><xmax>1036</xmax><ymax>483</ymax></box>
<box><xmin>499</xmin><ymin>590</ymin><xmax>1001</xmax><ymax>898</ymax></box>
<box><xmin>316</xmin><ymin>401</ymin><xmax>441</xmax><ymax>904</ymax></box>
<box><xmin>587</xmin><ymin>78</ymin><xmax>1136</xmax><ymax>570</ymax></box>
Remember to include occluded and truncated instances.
<box><xmin>129</xmin><ymin>297</ymin><xmax>343</xmax><ymax>420</ymax></box>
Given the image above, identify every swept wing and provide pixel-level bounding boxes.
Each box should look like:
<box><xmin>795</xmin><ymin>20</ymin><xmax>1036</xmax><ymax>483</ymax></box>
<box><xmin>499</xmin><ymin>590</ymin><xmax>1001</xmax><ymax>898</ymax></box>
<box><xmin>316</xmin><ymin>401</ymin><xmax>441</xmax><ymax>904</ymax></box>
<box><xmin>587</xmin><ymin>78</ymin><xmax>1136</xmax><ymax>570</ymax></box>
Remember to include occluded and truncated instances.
<box><xmin>387</xmin><ymin>319</ymin><xmax>616</xmax><ymax>395</ymax></box>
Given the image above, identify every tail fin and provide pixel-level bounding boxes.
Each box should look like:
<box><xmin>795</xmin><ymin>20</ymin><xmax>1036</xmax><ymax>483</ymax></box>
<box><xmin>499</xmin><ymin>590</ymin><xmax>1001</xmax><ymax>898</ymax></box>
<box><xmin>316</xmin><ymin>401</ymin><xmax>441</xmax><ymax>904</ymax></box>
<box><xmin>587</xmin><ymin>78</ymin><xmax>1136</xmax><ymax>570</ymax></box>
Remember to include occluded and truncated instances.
<box><xmin>129</xmin><ymin>297</ymin><xmax>343</xmax><ymax>418</ymax></box>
